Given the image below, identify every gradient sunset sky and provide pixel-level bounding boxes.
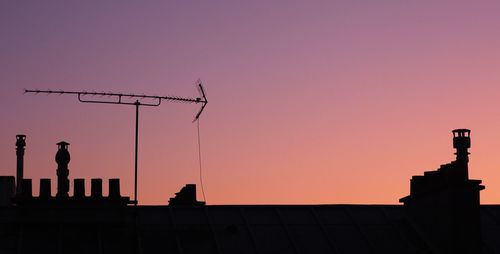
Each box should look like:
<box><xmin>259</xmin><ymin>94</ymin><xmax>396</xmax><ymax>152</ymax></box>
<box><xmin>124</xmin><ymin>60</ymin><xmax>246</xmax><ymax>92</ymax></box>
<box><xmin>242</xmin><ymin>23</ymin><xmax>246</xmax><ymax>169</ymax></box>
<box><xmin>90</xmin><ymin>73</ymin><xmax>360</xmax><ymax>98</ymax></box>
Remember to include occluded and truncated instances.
<box><xmin>1</xmin><ymin>1</ymin><xmax>500</xmax><ymax>205</ymax></box>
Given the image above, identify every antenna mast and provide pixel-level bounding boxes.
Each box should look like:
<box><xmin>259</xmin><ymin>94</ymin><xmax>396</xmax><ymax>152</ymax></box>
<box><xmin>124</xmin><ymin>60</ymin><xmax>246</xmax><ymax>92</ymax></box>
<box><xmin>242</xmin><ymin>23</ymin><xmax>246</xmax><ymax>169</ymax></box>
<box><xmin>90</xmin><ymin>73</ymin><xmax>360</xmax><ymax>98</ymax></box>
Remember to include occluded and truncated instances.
<box><xmin>24</xmin><ymin>81</ymin><xmax>208</xmax><ymax>205</ymax></box>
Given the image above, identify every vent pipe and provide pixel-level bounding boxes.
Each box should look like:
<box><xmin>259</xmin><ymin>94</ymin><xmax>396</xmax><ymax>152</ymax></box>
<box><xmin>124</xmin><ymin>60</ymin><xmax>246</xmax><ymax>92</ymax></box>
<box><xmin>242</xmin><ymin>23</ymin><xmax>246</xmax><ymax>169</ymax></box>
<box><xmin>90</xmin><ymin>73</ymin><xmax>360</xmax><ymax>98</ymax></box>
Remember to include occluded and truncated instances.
<box><xmin>15</xmin><ymin>135</ymin><xmax>26</xmax><ymax>196</ymax></box>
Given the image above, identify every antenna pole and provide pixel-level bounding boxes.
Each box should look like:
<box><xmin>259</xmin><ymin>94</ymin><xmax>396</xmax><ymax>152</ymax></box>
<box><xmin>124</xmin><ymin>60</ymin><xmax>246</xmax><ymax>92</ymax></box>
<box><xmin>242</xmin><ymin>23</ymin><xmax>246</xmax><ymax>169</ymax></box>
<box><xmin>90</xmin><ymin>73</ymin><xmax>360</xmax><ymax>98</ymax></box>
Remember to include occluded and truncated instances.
<box><xmin>134</xmin><ymin>100</ymin><xmax>139</xmax><ymax>205</ymax></box>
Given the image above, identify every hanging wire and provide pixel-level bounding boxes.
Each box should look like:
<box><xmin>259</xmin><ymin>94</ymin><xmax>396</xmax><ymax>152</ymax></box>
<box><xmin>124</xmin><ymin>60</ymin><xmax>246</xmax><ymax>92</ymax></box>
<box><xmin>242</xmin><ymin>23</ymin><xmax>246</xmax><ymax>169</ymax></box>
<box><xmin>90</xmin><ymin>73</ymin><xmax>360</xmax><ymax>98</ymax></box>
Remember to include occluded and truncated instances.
<box><xmin>197</xmin><ymin>119</ymin><xmax>207</xmax><ymax>202</ymax></box>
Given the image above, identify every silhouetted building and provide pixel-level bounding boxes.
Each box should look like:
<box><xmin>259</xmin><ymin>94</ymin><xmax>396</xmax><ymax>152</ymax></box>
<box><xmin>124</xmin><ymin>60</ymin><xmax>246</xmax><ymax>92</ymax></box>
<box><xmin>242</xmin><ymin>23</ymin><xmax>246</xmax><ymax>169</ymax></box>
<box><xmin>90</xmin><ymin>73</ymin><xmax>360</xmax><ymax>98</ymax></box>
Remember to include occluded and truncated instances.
<box><xmin>1</xmin><ymin>129</ymin><xmax>499</xmax><ymax>254</ymax></box>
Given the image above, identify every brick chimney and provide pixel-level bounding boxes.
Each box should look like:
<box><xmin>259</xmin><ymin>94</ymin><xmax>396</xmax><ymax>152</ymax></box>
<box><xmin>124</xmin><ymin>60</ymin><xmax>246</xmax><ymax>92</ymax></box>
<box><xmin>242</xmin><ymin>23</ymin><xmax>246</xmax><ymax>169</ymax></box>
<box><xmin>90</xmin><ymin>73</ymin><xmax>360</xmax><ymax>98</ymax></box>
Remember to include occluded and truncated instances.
<box><xmin>400</xmin><ymin>129</ymin><xmax>484</xmax><ymax>254</ymax></box>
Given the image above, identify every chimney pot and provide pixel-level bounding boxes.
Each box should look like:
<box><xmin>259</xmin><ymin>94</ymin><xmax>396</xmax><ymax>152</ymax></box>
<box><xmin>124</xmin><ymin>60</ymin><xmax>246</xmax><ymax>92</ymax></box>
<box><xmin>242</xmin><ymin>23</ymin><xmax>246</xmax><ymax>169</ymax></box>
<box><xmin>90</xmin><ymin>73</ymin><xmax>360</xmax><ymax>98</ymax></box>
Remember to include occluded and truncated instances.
<box><xmin>20</xmin><ymin>179</ymin><xmax>32</xmax><ymax>198</ymax></box>
<box><xmin>91</xmin><ymin>178</ymin><xmax>102</xmax><ymax>198</ymax></box>
<box><xmin>108</xmin><ymin>179</ymin><xmax>121</xmax><ymax>198</ymax></box>
<box><xmin>73</xmin><ymin>179</ymin><xmax>85</xmax><ymax>198</ymax></box>
<box><xmin>39</xmin><ymin>179</ymin><xmax>51</xmax><ymax>198</ymax></box>
<box><xmin>0</xmin><ymin>176</ymin><xmax>15</xmax><ymax>206</ymax></box>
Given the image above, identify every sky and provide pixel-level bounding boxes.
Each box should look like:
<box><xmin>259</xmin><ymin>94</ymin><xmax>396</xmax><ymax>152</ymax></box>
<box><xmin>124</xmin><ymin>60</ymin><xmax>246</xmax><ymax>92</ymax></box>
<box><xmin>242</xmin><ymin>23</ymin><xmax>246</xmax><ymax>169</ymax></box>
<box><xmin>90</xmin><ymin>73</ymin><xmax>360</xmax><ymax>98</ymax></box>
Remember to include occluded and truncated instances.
<box><xmin>1</xmin><ymin>1</ymin><xmax>500</xmax><ymax>205</ymax></box>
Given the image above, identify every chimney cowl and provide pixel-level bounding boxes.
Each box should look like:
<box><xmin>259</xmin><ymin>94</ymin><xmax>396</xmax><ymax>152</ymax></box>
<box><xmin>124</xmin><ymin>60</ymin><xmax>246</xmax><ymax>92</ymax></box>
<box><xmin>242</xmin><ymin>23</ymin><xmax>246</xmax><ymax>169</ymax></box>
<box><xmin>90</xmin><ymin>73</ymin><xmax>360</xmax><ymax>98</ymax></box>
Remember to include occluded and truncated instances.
<box><xmin>452</xmin><ymin>129</ymin><xmax>471</xmax><ymax>163</ymax></box>
<box><xmin>55</xmin><ymin>141</ymin><xmax>70</xmax><ymax>165</ymax></box>
<box><xmin>16</xmin><ymin>135</ymin><xmax>26</xmax><ymax>148</ymax></box>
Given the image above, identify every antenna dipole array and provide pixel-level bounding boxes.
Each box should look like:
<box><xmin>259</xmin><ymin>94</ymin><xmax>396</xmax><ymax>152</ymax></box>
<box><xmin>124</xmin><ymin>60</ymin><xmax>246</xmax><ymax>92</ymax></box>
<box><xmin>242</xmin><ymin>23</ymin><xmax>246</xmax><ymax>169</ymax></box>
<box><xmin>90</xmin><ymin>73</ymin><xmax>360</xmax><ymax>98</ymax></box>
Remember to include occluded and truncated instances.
<box><xmin>24</xmin><ymin>83</ymin><xmax>207</xmax><ymax>121</ymax></box>
<box><xmin>24</xmin><ymin>82</ymin><xmax>208</xmax><ymax>205</ymax></box>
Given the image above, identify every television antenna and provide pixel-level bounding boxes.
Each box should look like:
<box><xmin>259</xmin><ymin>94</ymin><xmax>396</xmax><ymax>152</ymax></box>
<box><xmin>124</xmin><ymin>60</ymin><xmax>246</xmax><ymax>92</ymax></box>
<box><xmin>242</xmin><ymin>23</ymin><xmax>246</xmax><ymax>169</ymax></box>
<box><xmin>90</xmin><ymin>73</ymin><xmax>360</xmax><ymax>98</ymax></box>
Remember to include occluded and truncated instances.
<box><xmin>24</xmin><ymin>81</ymin><xmax>208</xmax><ymax>205</ymax></box>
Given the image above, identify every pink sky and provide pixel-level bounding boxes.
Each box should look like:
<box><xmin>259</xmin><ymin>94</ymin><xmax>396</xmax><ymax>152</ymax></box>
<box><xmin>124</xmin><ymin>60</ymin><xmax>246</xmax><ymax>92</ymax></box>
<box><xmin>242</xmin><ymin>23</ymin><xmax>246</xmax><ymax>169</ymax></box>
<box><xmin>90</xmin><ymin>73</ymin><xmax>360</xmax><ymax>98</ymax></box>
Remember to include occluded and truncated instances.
<box><xmin>1</xmin><ymin>1</ymin><xmax>500</xmax><ymax>204</ymax></box>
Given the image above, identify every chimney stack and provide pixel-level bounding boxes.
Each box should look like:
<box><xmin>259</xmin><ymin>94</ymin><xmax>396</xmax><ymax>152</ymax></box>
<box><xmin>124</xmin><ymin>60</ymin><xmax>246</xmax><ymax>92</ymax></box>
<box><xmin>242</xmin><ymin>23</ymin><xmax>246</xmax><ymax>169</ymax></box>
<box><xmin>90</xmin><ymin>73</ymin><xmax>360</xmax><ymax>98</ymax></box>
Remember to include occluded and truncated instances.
<box><xmin>15</xmin><ymin>135</ymin><xmax>26</xmax><ymax>196</ymax></box>
<box><xmin>55</xmin><ymin>141</ymin><xmax>70</xmax><ymax>197</ymax></box>
<box><xmin>400</xmin><ymin>129</ymin><xmax>484</xmax><ymax>254</ymax></box>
